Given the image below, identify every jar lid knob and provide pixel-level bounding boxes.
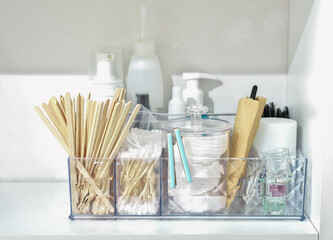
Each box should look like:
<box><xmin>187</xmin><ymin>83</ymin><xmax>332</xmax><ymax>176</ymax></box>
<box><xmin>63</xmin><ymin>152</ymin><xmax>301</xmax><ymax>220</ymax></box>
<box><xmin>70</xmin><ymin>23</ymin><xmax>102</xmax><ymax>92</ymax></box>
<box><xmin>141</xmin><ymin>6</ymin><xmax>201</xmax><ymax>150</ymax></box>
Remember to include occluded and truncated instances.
<box><xmin>186</xmin><ymin>104</ymin><xmax>208</xmax><ymax>129</ymax></box>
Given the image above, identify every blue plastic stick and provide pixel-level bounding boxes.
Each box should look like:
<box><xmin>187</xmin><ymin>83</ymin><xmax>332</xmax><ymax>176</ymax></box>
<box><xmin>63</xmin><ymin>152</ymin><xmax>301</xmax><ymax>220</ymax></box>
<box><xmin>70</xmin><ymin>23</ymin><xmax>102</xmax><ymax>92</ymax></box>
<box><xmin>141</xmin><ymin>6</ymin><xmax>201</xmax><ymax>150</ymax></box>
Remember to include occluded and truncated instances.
<box><xmin>174</xmin><ymin>128</ymin><xmax>192</xmax><ymax>183</ymax></box>
<box><xmin>167</xmin><ymin>133</ymin><xmax>176</xmax><ymax>188</ymax></box>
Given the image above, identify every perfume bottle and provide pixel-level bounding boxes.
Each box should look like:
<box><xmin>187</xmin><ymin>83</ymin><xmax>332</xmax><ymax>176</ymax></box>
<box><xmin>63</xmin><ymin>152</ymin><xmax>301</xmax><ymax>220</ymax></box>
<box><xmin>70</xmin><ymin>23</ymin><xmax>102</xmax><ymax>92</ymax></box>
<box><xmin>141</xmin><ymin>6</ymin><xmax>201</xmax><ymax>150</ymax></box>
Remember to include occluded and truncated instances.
<box><xmin>262</xmin><ymin>148</ymin><xmax>291</xmax><ymax>215</ymax></box>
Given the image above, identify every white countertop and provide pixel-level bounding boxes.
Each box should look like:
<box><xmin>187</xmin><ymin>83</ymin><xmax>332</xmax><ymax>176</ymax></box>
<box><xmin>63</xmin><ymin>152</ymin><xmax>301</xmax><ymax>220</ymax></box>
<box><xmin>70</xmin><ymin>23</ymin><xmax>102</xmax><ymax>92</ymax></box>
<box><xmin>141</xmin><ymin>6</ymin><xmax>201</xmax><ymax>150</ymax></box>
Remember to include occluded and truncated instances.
<box><xmin>0</xmin><ymin>182</ymin><xmax>318</xmax><ymax>240</ymax></box>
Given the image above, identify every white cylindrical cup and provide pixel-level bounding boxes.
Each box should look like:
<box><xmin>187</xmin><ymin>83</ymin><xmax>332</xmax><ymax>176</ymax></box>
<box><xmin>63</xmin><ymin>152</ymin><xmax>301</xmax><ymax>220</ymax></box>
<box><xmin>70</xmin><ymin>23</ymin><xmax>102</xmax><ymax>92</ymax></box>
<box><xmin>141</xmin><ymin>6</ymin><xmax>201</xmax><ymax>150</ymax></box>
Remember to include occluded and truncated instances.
<box><xmin>253</xmin><ymin>118</ymin><xmax>297</xmax><ymax>158</ymax></box>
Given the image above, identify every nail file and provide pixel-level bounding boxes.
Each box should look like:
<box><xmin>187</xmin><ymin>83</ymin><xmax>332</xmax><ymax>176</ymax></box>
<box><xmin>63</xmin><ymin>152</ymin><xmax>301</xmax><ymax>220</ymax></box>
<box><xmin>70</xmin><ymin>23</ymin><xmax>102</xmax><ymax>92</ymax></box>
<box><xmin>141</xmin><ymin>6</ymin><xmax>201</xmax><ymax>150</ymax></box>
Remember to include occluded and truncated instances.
<box><xmin>174</xmin><ymin>128</ymin><xmax>192</xmax><ymax>183</ymax></box>
<box><xmin>167</xmin><ymin>133</ymin><xmax>176</xmax><ymax>188</ymax></box>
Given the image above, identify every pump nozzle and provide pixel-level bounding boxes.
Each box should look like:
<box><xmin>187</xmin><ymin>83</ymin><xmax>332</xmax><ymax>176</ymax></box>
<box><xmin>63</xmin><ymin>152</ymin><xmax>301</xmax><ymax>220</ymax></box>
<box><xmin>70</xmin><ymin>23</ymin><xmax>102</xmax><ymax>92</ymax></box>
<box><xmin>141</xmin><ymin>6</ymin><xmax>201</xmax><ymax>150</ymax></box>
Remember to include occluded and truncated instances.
<box><xmin>182</xmin><ymin>72</ymin><xmax>218</xmax><ymax>106</ymax></box>
<box><xmin>183</xmin><ymin>72</ymin><xmax>218</xmax><ymax>81</ymax></box>
<box><xmin>134</xmin><ymin>5</ymin><xmax>155</xmax><ymax>56</ymax></box>
<box><xmin>141</xmin><ymin>5</ymin><xmax>148</xmax><ymax>39</ymax></box>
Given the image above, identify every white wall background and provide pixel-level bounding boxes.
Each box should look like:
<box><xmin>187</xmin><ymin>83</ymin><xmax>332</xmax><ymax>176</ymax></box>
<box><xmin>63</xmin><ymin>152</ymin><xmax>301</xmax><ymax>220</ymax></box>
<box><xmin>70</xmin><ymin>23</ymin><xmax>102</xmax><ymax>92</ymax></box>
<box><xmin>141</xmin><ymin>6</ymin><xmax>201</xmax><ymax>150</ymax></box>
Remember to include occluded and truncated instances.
<box><xmin>288</xmin><ymin>0</ymin><xmax>314</xmax><ymax>67</ymax></box>
<box><xmin>288</xmin><ymin>0</ymin><xmax>333</xmax><ymax>236</ymax></box>
<box><xmin>0</xmin><ymin>0</ymin><xmax>289</xmax><ymax>110</ymax></box>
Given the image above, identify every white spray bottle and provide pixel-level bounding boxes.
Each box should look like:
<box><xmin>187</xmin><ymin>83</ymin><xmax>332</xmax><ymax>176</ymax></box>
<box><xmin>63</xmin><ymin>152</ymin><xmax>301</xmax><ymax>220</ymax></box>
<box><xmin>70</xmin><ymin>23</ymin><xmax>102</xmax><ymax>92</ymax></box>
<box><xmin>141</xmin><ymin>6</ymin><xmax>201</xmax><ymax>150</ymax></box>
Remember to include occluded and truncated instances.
<box><xmin>168</xmin><ymin>75</ymin><xmax>186</xmax><ymax>114</ymax></box>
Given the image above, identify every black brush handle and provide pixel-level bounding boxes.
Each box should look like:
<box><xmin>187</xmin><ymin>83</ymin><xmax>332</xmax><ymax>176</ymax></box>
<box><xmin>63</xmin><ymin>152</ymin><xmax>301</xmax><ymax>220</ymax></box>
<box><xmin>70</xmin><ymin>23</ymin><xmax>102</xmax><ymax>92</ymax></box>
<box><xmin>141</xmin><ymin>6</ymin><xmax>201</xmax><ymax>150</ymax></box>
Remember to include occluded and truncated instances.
<box><xmin>270</xmin><ymin>102</ymin><xmax>275</xmax><ymax>117</ymax></box>
<box><xmin>277</xmin><ymin>108</ymin><xmax>281</xmax><ymax>117</ymax></box>
<box><xmin>250</xmin><ymin>85</ymin><xmax>258</xmax><ymax>100</ymax></box>
<box><xmin>263</xmin><ymin>104</ymin><xmax>269</xmax><ymax>117</ymax></box>
<box><xmin>283</xmin><ymin>106</ymin><xmax>290</xmax><ymax>118</ymax></box>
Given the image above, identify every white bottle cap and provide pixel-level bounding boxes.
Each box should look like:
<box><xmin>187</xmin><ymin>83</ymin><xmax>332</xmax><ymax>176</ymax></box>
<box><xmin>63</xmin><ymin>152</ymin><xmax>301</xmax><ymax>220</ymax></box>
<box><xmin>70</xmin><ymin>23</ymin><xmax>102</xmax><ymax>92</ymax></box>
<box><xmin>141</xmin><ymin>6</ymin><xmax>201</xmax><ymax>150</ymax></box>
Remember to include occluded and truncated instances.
<box><xmin>168</xmin><ymin>86</ymin><xmax>186</xmax><ymax>114</ymax></box>
<box><xmin>253</xmin><ymin>118</ymin><xmax>297</xmax><ymax>157</ymax></box>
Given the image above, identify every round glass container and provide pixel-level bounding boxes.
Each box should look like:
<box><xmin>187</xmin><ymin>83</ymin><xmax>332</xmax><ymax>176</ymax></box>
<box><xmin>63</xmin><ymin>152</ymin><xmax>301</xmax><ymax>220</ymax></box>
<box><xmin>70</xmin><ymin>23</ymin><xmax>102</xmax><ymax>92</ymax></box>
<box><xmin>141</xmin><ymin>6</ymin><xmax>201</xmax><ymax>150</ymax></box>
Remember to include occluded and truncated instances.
<box><xmin>161</xmin><ymin>105</ymin><xmax>232</xmax><ymax>214</ymax></box>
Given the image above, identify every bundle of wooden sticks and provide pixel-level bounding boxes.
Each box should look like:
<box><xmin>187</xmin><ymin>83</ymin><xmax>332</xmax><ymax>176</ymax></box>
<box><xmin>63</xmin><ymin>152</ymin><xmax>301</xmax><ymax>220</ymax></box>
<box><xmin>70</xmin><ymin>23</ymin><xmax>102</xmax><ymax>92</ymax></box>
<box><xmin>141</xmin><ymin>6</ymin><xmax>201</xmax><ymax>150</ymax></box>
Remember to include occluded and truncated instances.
<box><xmin>34</xmin><ymin>88</ymin><xmax>141</xmax><ymax>215</ymax></box>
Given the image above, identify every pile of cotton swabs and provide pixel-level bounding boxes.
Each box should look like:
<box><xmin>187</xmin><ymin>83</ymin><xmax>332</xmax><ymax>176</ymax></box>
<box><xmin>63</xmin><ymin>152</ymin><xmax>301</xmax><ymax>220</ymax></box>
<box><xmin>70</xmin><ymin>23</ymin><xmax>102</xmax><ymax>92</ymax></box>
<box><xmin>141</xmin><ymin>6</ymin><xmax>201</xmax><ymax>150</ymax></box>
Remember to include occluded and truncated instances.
<box><xmin>34</xmin><ymin>88</ymin><xmax>141</xmax><ymax>215</ymax></box>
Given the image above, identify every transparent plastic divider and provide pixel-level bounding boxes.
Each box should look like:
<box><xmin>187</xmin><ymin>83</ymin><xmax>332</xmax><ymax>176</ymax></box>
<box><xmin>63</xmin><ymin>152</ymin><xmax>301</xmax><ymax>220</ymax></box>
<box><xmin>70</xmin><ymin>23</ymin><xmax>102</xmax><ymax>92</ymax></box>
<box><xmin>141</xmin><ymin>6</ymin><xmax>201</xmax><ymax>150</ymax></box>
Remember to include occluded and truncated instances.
<box><xmin>68</xmin><ymin>157</ymin><xmax>116</xmax><ymax>220</ymax></box>
<box><xmin>68</xmin><ymin>152</ymin><xmax>306</xmax><ymax>220</ymax></box>
<box><xmin>115</xmin><ymin>158</ymin><xmax>161</xmax><ymax>216</ymax></box>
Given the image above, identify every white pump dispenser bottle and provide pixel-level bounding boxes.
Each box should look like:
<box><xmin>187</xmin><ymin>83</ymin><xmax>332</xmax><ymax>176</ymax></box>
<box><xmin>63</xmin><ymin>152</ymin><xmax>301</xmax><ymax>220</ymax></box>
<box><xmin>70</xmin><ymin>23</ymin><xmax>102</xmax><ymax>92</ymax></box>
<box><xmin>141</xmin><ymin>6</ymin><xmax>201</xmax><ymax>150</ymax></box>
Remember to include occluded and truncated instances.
<box><xmin>182</xmin><ymin>72</ymin><xmax>217</xmax><ymax>106</ymax></box>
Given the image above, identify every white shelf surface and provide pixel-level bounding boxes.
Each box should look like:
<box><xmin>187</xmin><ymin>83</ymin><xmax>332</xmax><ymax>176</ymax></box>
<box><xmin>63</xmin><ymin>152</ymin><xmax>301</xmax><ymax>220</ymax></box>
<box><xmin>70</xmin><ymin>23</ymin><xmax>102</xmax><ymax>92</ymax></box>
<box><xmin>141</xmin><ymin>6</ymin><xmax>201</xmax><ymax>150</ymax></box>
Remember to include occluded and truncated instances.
<box><xmin>0</xmin><ymin>182</ymin><xmax>318</xmax><ymax>240</ymax></box>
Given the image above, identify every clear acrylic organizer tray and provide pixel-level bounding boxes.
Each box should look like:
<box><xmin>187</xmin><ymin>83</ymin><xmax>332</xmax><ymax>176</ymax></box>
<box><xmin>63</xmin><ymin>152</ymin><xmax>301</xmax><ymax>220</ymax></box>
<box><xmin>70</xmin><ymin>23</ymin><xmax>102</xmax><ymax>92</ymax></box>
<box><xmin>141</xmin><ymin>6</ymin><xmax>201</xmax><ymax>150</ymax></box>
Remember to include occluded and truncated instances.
<box><xmin>68</xmin><ymin>150</ymin><xmax>307</xmax><ymax>220</ymax></box>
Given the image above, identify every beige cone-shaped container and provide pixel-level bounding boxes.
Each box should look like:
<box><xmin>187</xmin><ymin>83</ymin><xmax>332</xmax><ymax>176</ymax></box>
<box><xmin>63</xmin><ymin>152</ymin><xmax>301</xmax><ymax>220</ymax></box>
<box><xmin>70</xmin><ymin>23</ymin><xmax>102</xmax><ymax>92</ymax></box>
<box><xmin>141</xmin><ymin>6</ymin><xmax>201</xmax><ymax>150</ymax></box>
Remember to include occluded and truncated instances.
<box><xmin>227</xmin><ymin>96</ymin><xmax>266</xmax><ymax>209</ymax></box>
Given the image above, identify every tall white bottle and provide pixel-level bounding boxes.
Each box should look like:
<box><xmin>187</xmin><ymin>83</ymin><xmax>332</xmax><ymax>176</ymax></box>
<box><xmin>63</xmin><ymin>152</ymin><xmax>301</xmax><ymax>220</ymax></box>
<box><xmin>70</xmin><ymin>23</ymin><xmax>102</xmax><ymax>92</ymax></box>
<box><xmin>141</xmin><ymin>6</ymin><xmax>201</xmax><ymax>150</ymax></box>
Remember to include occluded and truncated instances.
<box><xmin>126</xmin><ymin>5</ymin><xmax>164</xmax><ymax>113</ymax></box>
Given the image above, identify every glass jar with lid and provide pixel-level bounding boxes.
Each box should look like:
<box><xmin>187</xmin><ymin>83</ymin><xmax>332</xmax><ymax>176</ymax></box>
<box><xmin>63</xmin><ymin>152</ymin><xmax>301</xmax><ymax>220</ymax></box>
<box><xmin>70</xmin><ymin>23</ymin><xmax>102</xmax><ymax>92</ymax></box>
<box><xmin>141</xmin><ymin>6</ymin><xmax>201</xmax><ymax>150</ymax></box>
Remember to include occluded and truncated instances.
<box><xmin>161</xmin><ymin>105</ymin><xmax>232</xmax><ymax>215</ymax></box>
